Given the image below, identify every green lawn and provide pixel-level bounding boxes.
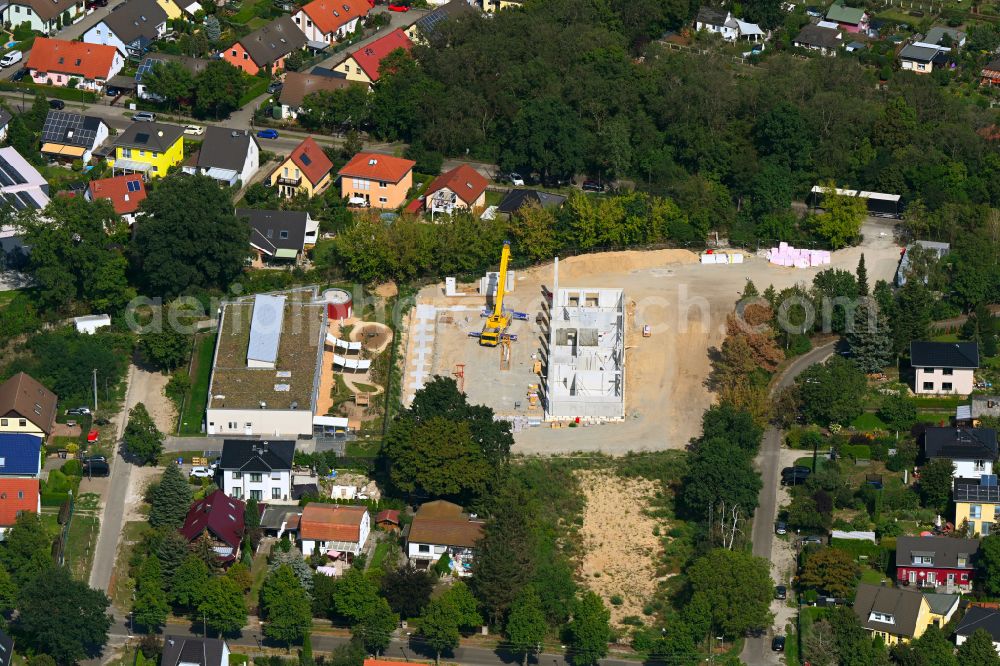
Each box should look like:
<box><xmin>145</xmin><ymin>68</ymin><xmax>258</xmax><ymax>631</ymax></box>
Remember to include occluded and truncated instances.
<box><xmin>179</xmin><ymin>333</ymin><xmax>215</xmax><ymax>435</ymax></box>
<box><xmin>230</xmin><ymin>0</ymin><xmax>271</xmax><ymax>24</ymax></box>
<box><xmin>860</xmin><ymin>568</ymin><xmax>890</xmax><ymax>586</ymax></box>
<box><xmin>794</xmin><ymin>456</ymin><xmax>827</xmax><ymax>472</ymax></box>
<box><xmin>346</xmin><ymin>438</ymin><xmax>381</xmax><ymax>457</ymax></box>
<box><xmin>852</xmin><ymin>412</ymin><xmax>887</xmax><ymax>431</ymax></box>
<box><xmin>369</xmin><ymin>541</ymin><xmax>390</xmax><ymax>570</ymax></box>
<box><xmin>917</xmin><ymin>412</ymin><xmax>950</xmax><ymax>425</ymax></box>
<box><xmin>64</xmin><ymin>513</ymin><xmax>99</xmax><ymax>582</ymax></box>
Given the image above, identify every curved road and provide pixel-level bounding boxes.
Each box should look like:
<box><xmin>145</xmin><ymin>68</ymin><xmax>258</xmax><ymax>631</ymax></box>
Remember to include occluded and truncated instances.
<box><xmin>741</xmin><ymin>341</ymin><xmax>836</xmax><ymax>666</ymax></box>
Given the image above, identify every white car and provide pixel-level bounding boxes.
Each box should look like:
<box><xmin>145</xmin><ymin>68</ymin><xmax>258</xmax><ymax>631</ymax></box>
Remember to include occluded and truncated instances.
<box><xmin>190</xmin><ymin>466</ymin><xmax>213</xmax><ymax>479</ymax></box>
<box><xmin>184</xmin><ymin>125</ymin><xmax>204</xmax><ymax>136</ymax></box>
<box><xmin>509</xmin><ymin>172</ymin><xmax>525</xmax><ymax>186</ymax></box>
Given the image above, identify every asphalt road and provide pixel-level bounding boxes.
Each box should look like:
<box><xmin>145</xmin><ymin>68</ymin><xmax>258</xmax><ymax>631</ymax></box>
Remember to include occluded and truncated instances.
<box><xmin>740</xmin><ymin>341</ymin><xmax>836</xmax><ymax>666</ymax></box>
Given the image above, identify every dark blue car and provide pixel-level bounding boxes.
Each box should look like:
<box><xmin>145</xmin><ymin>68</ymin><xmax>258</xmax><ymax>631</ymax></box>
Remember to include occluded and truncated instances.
<box><xmin>256</xmin><ymin>128</ymin><xmax>279</xmax><ymax>139</ymax></box>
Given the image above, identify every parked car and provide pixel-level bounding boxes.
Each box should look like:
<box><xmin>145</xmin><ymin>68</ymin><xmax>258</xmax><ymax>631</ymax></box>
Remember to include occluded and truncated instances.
<box><xmin>267</xmin><ymin>81</ymin><xmax>283</xmax><ymax>94</ymax></box>
<box><xmin>388</xmin><ymin>3</ymin><xmax>410</xmax><ymax>10</ymax></box>
<box><xmin>781</xmin><ymin>473</ymin><xmax>809</xmax><ymax>486</ymax></box>
<box><xmin>184</xmin><ymin>125</ymin><xmax>204</xmax><ymax>136</ymax></box>
<box><xmin>190</xmin><ymin>466</ymin><xmax>213</xmax><ymax>479</ymax></box>
<box><xmin>86</xmin><ymin>0</ymin><xmax>108</xmax><ymax>8</ymax></box>
<box><xmin>772</xmin><ymin>636</ymin><xmax>785</xmax><ymax>652</ymax></box>
<box><xmin>106</xmin><ymin>86</ymin><xmax>120</xmax><ymax>97</ymax></box>
<box><xmin>775</xmin><ymin>521</ymin><xmax>787</xmax><ymax>535</ymax></box>
<box><xmin>133</xmin><ymin>111</ymin><xmax>156</xmax><ymax>122</ymax></box>
<box><xmin>801</xmin><ymin>535</ymin><xmax>824</xmax><ymax>545</ymax></box>
<box><xmin>0</xmin><ymin>51</ymin><xmax>23</xmax><ymax>68</ymax></box>
<box><xmin>66</xmin><ymin>407</ymin><xmax>91</xmax><ymax>416</ymax></box>
<box><xmin>10</xmin><ymin>68</ymin><xmax>26</xmax><ymax>82</ymax></box>
<box><xmin>257</xmin><ymin>128</ymin><xmax>279</xmax><ymax>139</ymax></box>
<box><xmin>82</xmin><ymin>460</ymin><xmax>110</xmax><ymax>476</ymax></box>
<box><xmin>83</xmin><ymin>455</ymin><xmax>107</xmax><ymax>463</ymax></box>
<box><xmin>508</xmin><ymin>172</ymin><xmax>525</xmax><ymax>186</ymax></box>
<box><xmin>775</xmin><ymin>585</ymin><xmax>787</xmax><ymax>600</ymax></box>
<box><xmin>781</xmin><ymin>466</ymin><xmax>811</xmax><ymax>476</ymax></box>
<box><xmin>582</xmin><ymin>180</ymin><xmax>604</xmax><ymax>193</ymax></box>
<box><xmin>48</xmin><ymin>99</ymin><xmax>65</xmax><ymax>110</ymax></box>
<box><xmin>94</xmin><ymin>417</ymin><xmax>110</xmax><ymax>426</ymax></box>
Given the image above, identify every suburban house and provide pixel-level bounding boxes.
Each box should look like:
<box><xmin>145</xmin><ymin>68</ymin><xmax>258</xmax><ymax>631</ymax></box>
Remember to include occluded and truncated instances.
<box><xmin>277</xmin><ymin>71</ymin><xmax>356</xmax><ymax>119</ymax></box>
<box><xmin>899</xmin><ymin>43</ymin><xmax>949</xmax><ymax>74</ymax></box>
<box><xmin>0</xmin><ymin>434</ymin><xmax>42</xmax><ymax>478</ymax></box>
<box><xmin>405</xmin><ymin>0</ymin><xmax>477</xmax><ymax>43</ymax></box>
<box><xmin>26</xmin><ymin>38</ymin><xmax>123</xmax><ymax>91</ymax></box>
<box><xmin>40</xmin><ymin>111</ymin><xmax>108</xmax><ymax>163</ymax></box>
<box><xmin>923</xmin><ymin>426</ymin><xmax>997</xmax><ymax>479</ymax></box>
<box><xmin>135</xmin><ymin>53</ymin><xmax>210</xmax><ymax>101</ymax></box>
<box><xmin>107</xmin><ymin>121</ymin><xmax>185</xmax><ymax>179</ymax></box>
<box><xmin>955</xmin><ymin>478</ymin><xmax>1000</xmax><ymax>536</ymax></box>
<box><xmin>222</xmin><ymin>16</ymin><xmax>307</xmax><ymax>76</ymax></box>
<box><xmin>82</xmin><ymin>0</ymin><xmax>168</xmax><ymax>58</ymax></box>
<box><xmin>181</xmin><ymin>127</ymin><xmax>259</xmax><ymax>187</ymax></box>
<box><xmin>480</xmin><ymin>0</ymin><xmax>519</xmax><ymax>10</ymax></box>
<box><xmin>0</xmin><ymin>373</ymin><xmax>56</xmax><ymax>438</ymax></box>
<box><xmin>496</xmin><ymin>188</ymin><xmax>567</xmax><ymax>217</ymax></box>
<box><xmin>0</xmin><ymin>149</ymin><xmax>49</xmax><ymax>241</ymax></box>
<box><xmin>86</xmin><ymin>174</ymin><xmax>147</xmax><ymax>224</ymax></box>
<box><xmin>1</xmin><ymin>0</ymin><xmax>85</xmax><ymax>35</ymax></box>
<box><xmin>299</xmin><ymin>503</ymin><xmax>370</xmax><ymax>557</ymax></box>
<box><xmin>793</xmin><ymin>24</ymin><xmax>842</xmax><ymax>56</ymax></box>
<box><xmin>334</xmin><ymin>28</ymin><xmax>413</xmax><ymax>85</ymax></box>
<box><xmin>895</xmin><ymin>535</ymin><xmax>979</xmax><ymax>591</ymax></box>
<box><xmin>218</xmin><ymin>440</ymin><xmax>295</xmax><ymax>502</ymax></box>
<box><xmin>0</xmin><ymin>110</ymin><xmax>11</xmax><ymax>145</ymax></box>
<box><xmin>826</xmin><ymin>2</ymin><xmax>868</xmax><ymax>33</ymax></box>
<box><xmin>896</xmin><ymin>240</ymin><xmax>949</xmax><ymax>286</ymax></box>
<box><xmin>179</xmin><ymin>490</ymin><xmax>246</xmax><ymax>564</ymax></box>
<box><xmin>0</xmin><ymin>478</ymin><xmax>39</xmax><ymax>540</ymax></box>
<box><xmin>924</xmin><ymin>26</ymin><xmax>966</xmax><ymax>48</ymax></box>
<box><xmin>983</xmin><ymin>57</ymin><xmax>1000</xmax><ymax>86</ymax></box>
<box><xmin>205</xmin><ymin>290</ymin><xmax>327</xmax><ymax>438</ymax></box>
<box><xmin>425</xmin><ymin>164</ymin><xmax>488</xmax><ymax>216</ymax></box>
<box><xmin>854</xmin><ymin>583</ymin><xmax>933</xmax><ymax>645</ymax></box>
<box><xmin>269</xmin><ymin>137</ymin><xmax>333</xmax><ymax>198</ymax></box>
<box><xmin>338</xmin><ymin>151</ymin><xmax>414</xmax><ymax>209</ymax></box>
<box><xmin>955</xmin><ymin>606</ymin><xmax>1000</xmax><ymax>653</ymax></box>
<box><xmin>406</xmin><ymin>500</ymin><xmax>484</xmax><ymax>577</ymax></box>
<box><xmin>156</xmin><ymin>0</ymin><xmax>183</xmax><ymax>19</ymax></box>
<box><xmin>292</xmin><ymin>0</ymin><xmax>370</xmax><ymax>47</ymax></box>
<box><xmin>162</xmin><ymin>637</ymin><xmax>230</xmax><ymax>666</ymax></box>
<box><xmin>922</xmin><ymin>592</ymin><xmax>960</xmax><ymax>628</ymax></box>
<box><xmin>237</xmin><ymin>208</ymin><xmax>318</xmax><ymax>266</ymax></box>
<box><xmin>693</xmin><ymin>7</ymin><xmax>765</xmax><ymax>42</ymax></box>
<box><xmin>911</xmin><ymin>341</ymin><xmax>978</xmax><ymax>395</ymax></box>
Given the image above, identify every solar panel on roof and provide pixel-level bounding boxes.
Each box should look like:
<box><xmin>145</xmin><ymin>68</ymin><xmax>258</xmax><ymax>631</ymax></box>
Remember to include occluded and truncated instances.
<box><xmin>0</xmin><ymin>155</ymin><xmax>27</xmax><ymax>187</ymax></box>
<box><xmin>41</xmin><ymin>111</ymin><xmax>98</xmax><ymax>148</ymax></box>
<box><xmin>300</xmin><ymin>152</ymin><xmax>312</xmax><ymax>166</ymax></box>
<box><xmin>984</xmin><ymin>475</ymin><xmax>998</xmax><ymax>487</ymax></box>
<box><xmin>134</xmin><ymin>133</ymin><xmax>150</xmax><ymax>144</ymax></box>
<box><xmin>127</xmin><ymin>180</ymin><xmax>141</xmax><ymax>192</ymax></box>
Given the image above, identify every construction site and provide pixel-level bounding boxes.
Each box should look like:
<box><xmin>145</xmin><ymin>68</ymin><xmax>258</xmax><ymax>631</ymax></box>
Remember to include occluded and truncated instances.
<box><xmin>399</xmin><ymin>219</ymin><xmax>905</xmax><ymax>453</ymax></box>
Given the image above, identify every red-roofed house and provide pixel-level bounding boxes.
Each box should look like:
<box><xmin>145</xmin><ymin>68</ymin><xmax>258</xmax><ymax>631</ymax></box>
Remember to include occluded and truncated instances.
<box><xmin>269</xmin><ymin>137</ymin><xmax>334</xmax><ymax>198</ymax></box>
<box><xmin>299</xmin><ymin>503</ymin><xmax>370</xmax><ymax>556</ymax></box>
<box><xmin>339</xmin><ymin>151</ymin><xmax>415</xmax><ymax>209</ymax></box>
<box><xmin>0</xmin><ymin>478</ymin><xmax>39</xmax><ymax>539</ymax></box>
<box><xmin>425</xmin><ymin>164</ymin><xmax>488</xmax><ymax>216</ymax></box>
<box><xmin>86</xmin><ymin>174</ymin><xmax>147</xmax><ymax>224</ymax></box>
<box><xmin>27</xmin><ymin>38</ymin><xmax>124</xmax><ymax>92</ymax></box>
<box><xmin>292</xmin><ymin>0</ymin><xmax>370</xmax><ymax>46</ymax></box>
<box><xmin>334</xmin><ymin>28</ymin><xmax>412</xmax><ymax>85</ymax></box>
<box><xmin>179</xmin><ymin>490</ymin><xmax>246</xmax><ymax>564</ymax></box>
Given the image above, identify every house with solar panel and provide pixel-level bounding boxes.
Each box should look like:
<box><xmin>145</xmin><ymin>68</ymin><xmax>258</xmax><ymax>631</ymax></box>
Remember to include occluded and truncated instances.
<box><xmin>405</xmin><ymin>0</ymin><xmax>477</xmax><ymax>44</ymax></box>
<box><xmin>268</xmin><ymin>137</ymin><xmax>333</xmax><ymax>198</ymax></box>
<box><xmin>162</xmin><ymin>637</ymin><xmax>231</xmax><ymax>666</ymax></box>
<box><xmin>86</xmin><ymin>174</ymin><xmax>147</xmax><ymax>224</ymax></box>
<box><xmin>107</xmin><ymin>121</ymin><xmax>184</xmax><ymax>179</ymax></box>
<box><xmin>0</xmin><ymin>149</ymin><xmax>50</xmax><ymax>248</ymax></box>
<box><xmin>0</xmin><ymin>434</ymin><xmax>42</xmax><ymax>479</ymax></box>
<box><xmin>83</xmin><ymin>0</ymin><xmax>168</xmax><ymax>58</ymax></box>
<box><xmin>181</xmin><ymin>126</ymin><xmax>259</xmax><ymax>187</ymax></box>
<box><xmin>40</xmin><ymin>111</ymin><xmax>108</xmax><ymax>164</ymax></box>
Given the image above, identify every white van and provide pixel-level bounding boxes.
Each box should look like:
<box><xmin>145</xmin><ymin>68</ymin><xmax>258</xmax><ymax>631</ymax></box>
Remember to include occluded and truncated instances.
<box><xmin>0</xmin><ymin>51</ymin><xmax>23</xmax><ymax>68</ymax></box>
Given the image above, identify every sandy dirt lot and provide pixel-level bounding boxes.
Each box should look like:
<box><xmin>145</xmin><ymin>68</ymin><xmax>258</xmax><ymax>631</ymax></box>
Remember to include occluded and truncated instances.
<box><xmin>400</xmin><ymin>219</ymin><xmax>903</xmax><ymax>455</ymax></box>
<box><xmin>130</xmin><ymin>367</ymin><xmax>175</xmax><ymax>433</ymax></box>
<box><xmin>577</xmin><ymin>470</ymin><xmax>664</xmax><ymax>624</ymax></box>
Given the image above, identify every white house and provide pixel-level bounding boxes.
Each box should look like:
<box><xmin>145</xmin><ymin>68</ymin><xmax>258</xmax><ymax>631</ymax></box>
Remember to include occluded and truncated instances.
<box><xmin>911</xmin><ymin>341</ymin><xmax>978</xmax><ymax>395</ymax></box>
<box><xmin>695</xmin><ymin>7</ymin><xmax>739</xmax><ymax>40</ymax></box>
<box><xmin>291</xmin><ymin>0</ymin><xmax>369</xmax><ymax>46</ymax></box>
<box><xmin>923</xmin><ymin>427</ymin><xmax>997</xmax><ymax>480</ymax></box>
<box><xmin>299</xmin><ymin>503</ymin><xmax>370</xmax><ymax>557</ymax></box>
<box><xmin>218</xmin><ymin>439</ymin><xmax>295</xmax><ymax>502</ymax></box>
<box><xmin>955</xmin><ymin>606</ymin><xmax>1000</xmax><ymax>654</ymax></box>
<box><xmin>406</xmin><ymin>500</ymin><xmax>484</xmax><ymax>577</ymax></box>
<box><xmin>73</xmin><ymin>314</ymin><xmax>111</xmax><ymax>335</ymax></box>
<box><xmin>2</xmin><ymin>0</ymin><xmax>85</xmax><ymax>35</ymax></box>
<box><xmin>40</xmin><ymin>111</ymin><xmax>109</xmax><ymax>163</ymax></box>
<box><xmin>182</xmin><ymin>126</ymin><xmax>259</xmax><ymax>187</ymax></box>
<box><xmin>83</xmin><ymin>0</ymin><xmax>168</xmax><ymax>58</ymax></box>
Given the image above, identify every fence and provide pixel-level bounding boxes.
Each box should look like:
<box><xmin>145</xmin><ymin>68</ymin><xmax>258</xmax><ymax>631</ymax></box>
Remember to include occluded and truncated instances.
<box><xmin>55</xmin><ymin>491</ymin><xmax>75</xmax><ymax>567</ymax></box>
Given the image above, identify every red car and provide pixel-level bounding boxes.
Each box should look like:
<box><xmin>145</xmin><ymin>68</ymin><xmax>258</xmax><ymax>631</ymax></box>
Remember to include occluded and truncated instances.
<box><xmin>388</xmin><ymin>3</ymin><xmax>410</xmax><ymax>10</ymax></box>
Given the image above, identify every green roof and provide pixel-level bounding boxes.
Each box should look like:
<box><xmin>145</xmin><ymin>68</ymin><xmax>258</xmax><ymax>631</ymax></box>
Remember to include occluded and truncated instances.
<box><xmin>826</xmin><ymin>3</ymin><xmax>866</xmax><ymax>24</ymax></box>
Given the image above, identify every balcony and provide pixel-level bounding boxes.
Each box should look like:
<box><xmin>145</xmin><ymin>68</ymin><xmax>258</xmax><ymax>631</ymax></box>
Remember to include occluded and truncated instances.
<box><xmin>276</xmin><ymin>175</ymin><xmax>302</xmax><ymax>187</ymax></box>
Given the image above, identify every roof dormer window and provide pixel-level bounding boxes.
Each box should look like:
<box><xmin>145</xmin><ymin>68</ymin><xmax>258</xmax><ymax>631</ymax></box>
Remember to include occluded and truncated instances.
<box><xmin>869</xmin><ymin>612</ymin><xmax>895</xmax><ymax>624</ymax></box>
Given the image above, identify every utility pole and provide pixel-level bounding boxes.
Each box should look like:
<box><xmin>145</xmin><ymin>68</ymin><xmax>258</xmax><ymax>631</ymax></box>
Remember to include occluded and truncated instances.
<box><xmin>92</xmin><ymin>368</ymin><xmax>98</xmax><ymax>413</ymax></box>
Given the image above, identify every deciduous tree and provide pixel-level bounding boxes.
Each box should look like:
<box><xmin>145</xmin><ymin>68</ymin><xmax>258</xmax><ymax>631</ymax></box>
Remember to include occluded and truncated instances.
<box><xmin>139</xmin><ymin>330</ymin><xmax>191</xmax><ymax>372</ymax></box>
<box><xmin>919</xmin><ymin>458</ymin><xmax>955</xmax><ymax>514</ymax></box>
<box><xmin>260</xmin><ymin>565</ymin><xmax>312</xmax><ymax>646</ymax></box>
<box><xmin>16</xmin><ymin>567</ymin><xmax>111</xmax><ymax>664</ymax></box>
<box><xmin>198</xmin><ymin>576</ymin><xmax>247</xmax><ymax>635</ymax></box>
<box><xmin>686</xmin><ymin>549</ymin><xmax>772</xmax><ymax>639</ymax></box>
<box><xmin>193</xmin><ymin>61</ymin><xmax>248</xmax><ymax>119</ymax></box>
<box><xmin>133</xmin><ymin>556</ymin><xmax>169</xmax><ymax>631</ymax></box>
<box><xmin>352</xmin><ymin>597</ymin><xmax>397</xmax><ymax>657</ymax></box>
<box><xmin>799</xmin><ymin>548</ymin><xmax>860</xmax><ymax>597</ymax></box>
<box><xmin>171</xmin><ymin>555</ymin><xmax>210</xmax><ymax>609</ymax></box>
<box><xmin>958</xmin><ymin>628</ymin><xmax>1000</xmax><ymax>666</ymax></box>
<box><xmin>566</xmin><ymin>592</ymin><xmax>611</xmax><ymax>666</ymax></box>
<box><xmin>506</xmin><ymin>586</ymin><xmax>547</xmax><ymax>666</ymax></box>
<box><xmin>381</xmin><ymin>567</ymin><xmax>434</xmax><ymax>618</ymax></box>
<box><xmin>0</xmin><ymin>513</ymin><xmax>52</xmax><ymax>586</ymax></box>
<box><xmin>796</xmin><ymin>357</ymin><xmax>867</xmax><ymax>426</ymax></box>
<box><xmin>681</xmin><ymin>439</ymin><xmax>761</xmax><ymax>521</ymax></box>
<box><xmin>124</xmin><ymin>403</ymin><xmax>164</xmax><ymax>465</ymax></box>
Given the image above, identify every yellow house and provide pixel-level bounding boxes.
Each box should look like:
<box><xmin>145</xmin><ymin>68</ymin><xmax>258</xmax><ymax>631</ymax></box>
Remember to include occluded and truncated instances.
<box><xmin>108</xmin><ymin>122</ymin><xmax>184</xmax><ymax>179</ymax></box>
<box><xmin>334</xmin><ymin>29</ymin><xmax>412</xmax><ymax>86</ymax></box>
<box><xmin>0</xmin><ymin>373</ymin><xmax>57</xmax><ymax>438</ymax></box>
<box><xmin>481</xmin><ymin>0</ymin><xmax>522</xmax><ymax>11</ymax></box>
<box><xmin>955</xmin><ymin>481</ymin><xmax>1000</xmax><ymax>536</ymax></box>
<box><xmin>156</xmin><ymin>0</ymin><xmax>182</xmax><ymax>19</ymax></box>
<box><xmin>269</xmin><ymin>137</ymin><xmax>333</xmax><ymax>198</ymax></box>
<box><xmin>854</xmin><ymin>584</ymin><xmax>933</xmax><ymax>646</ymax></box>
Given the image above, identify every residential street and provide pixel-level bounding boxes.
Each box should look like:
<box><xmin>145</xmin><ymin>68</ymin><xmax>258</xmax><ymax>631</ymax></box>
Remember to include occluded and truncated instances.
<box><xmin>740</xmin><ymin>341</ymin><xmax>836</xmax><ymax>666</ymax></box>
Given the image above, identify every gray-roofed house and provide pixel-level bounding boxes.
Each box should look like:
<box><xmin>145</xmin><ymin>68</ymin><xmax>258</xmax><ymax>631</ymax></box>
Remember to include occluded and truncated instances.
<box><xmin>277</xmin><ymin>70</ymin><xmax>355</xmax><ymax>119</ymax></box>
<box><xmin>0</xmin><ymin>109</ymin><xmax>12</xmax><ymax>144</ymax></box>
<box><xmin>237</xmin><ymin>208</ymin><xmax>318</xmax><ymax>265</ymax></box>
<box><xmin>925</xmin><ymin>26</ymin><xmax>966</xmax><ymax>48</ymax></box>
<box><xmin>0</xmin><ymin>148</ymin><xmax>51</xmax><ymax>246</ymax></box>
<box><xmin>793</xmin><ymin>24</ymin><xmax>842</xmax><ymax>56</ymax></box>
<box><xmin>0</xmin><ymin>0</ymin><xmax>86</xmax><ymax>36</ymax></box>
<box><xmin>219</xmin><ymin>439</ymin><xmax>295</xmax><ymax>501</ymax></box>
<box><xmin>895</xmin><ymin>535</ymin><xmax>979</xmax><ymax>591</ymax></box>
<box><xmin>135</xmin><ymin>53</ymin><xmax>211</xmax><ymax>101</ymax></box>
<box><xmin>40</xmin><ymin>111</ymin><xmax>109</xmax><ymax>163</ymax></box>
<box><xmin>899</xmin><ymin>43</ymin><xmax>949</xmax><ymax>74</ymax></box>
<box><xmin>853</xmin><ymin>583</ymin><xmax>932</xmax><ymax>645</ymax></box>
<box><xmin>182</xmin><ymin>126</ymin><xmax>259</xmax><ymax>187</ymax></box>
<box><xmin>497</xmin><ymin>189</ymin><xmax>567</xmax><ymax>217</ymax></box>
<box><xmin>955</xmin><ymin>606</ymin><xmax>1000</xmax><ymax>653</ymax></box>
<box><xmin>405</xmin><ymin>0</ymin><xmax>478</xmax><ymax>43</ymax></box>
<box><xmin>923</xmin><ymin>426</ymin><xmax>997</xmax><ymax>478</ymax></box>
<box><xmin>109</xmin><ymin>121</ymin><xmax>185</xmax><ymax>178</ymax></box>
<box><xmin>695</xmin><ymin>7</ymin><xmax>739</xmax><ymax>41</ymax></box>
<box><xmin>162</xmin><ymin>636</ymin><xmax>230</xmax><ymax>666</ymax></box>
<box><xmin>957</xmin><ymin>395</ymin><xmax>1000</xmax><ymax>426</ymax></box>
<box><xmin>223</xmin><ymin>16</ymin><xmax>308</xmax><ymax>75</ymax></box>
<box><xmin>83</xmin><ymin>0</ymin><xmax>168</xmax><ymax>58</ymax></box>
<box><xmin>911</xmin><ymin>341</ymin><xmax>979</xmax><ymax>395</ymax></box>
<box><xmin>922</xmin><ymin>592</ymin><xmax>960</xmax><ymax>626</ymax></box>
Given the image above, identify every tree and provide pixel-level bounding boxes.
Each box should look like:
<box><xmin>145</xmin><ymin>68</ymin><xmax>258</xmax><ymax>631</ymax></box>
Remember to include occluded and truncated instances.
<box><xmin>421</xmin><ymin>595</ymin><xmax>462</xmax><ymax>665</ymax></box>
<box><xmin>142</xmin><ymin>61</ymin><xmax>195</xmax><ymax>109</ymax></box>
<box><xmin>268</xmin><ymin>549</ymin><xmax>314</xmax><ymax>593</ymax></box>
<box><xmin>244</xmin><ymin>497</ymin><xmax>261</xmax><ymax>551</ymax></box>
<box><xmin>193</xmin><ymin>61</ymin><xmax>248</xmax><ymax>119</ymax></box>
<box><xmin>132</xmin><ymin>174</ymin><xmax>248</xmax><ymax>297</ymax></box>
<box><xmin>786</xmin><ymin>494</ymin><xmax>827</xmax><ymax>532</ymax></box>
<box><xmin>566</xmin><ymin>592</ymin><xmax>611</xmax><ymax>666</ymax></box>
<box><xmin>796</xmin><ymin>357</ymin><xmax>867</xmax><ymax>426</ymax></box>
<box><xmin>686</xmin><ymin>549</ymin><xmax>772</xmax><ymax>639</ymax></box>
<box><xmin>681</xmin><ymin>439</ymin><xmax>761</xmax><ymax>521</ymax></box>
<box><xmin>171</xmin><ymin>555</ymin><xmax>211</xmax><ymax>609</ymax></box>
<box><xmin>877</xmin><ymin>391</ymin><xmax>917</xmax><ymax>432</ymax></box>
<box><xmin>0</xmin><ymin>564</ymin><xmax>17</xmax><ymax>615</ymax></box>
<box><xmin>919</xmin><ymin>458</ymin><xmax>955</xmax><ymax>514</ymax></box>
<box><xmin>333</xmin><ymin>567</ymin><xmax>381</xmax><ymax>623</ymax></box>
<box><xmin>506</xmin><ymin>586</ymin><xmax>547</xmax><ymax>666</ymax></box>
<box><xmin>958</xmin><ymin>628</ymin><xmax>1000</xmax><ymax>666</ymax></box>
<box><xmin>725</xmin><ymin>303</ymin><xmax>784</xmax><ymax>372</ymax></box>
<box><xmin>700</xmin><ymin>403</ymin><xmax>764</xmax><ymax>455</ymax></box>
<box><xmin>198</xmin><ymin>576</ymin><xmax>247</xmax><ymax>635</ymax></box>
<box><xmin>148</xmin><ymin>464</ymin><xmax>192</xmax><ymax>528</ymax></box>
<box><xmin>133</xmin><ymin>556</ymin><xmax>169</xmax><ymax>631</ymax></box>
<box><xmin>908</xmin><ymin>626</ymin><xmax>958</xmax><ymax>666</ymax></box>
<box><xmin>857</xmin><ymin>254</ymin><xmax>869</xmax><ymax>296</ymax></box>
<box><xmin>381</xmin><ymin>567</ymin><xmax>434</xmax><ymax>618</ymax></box>
<box><xmin>139</xmin><ymin>330</ymin><xmax>191</xmax><ymax>372</ymax></box>
<box><xmin>799</xmin><ymin>548</ymin><xmax>860</xmax><ymax>597</ymax></box>
<box><xmin>501</xmin><ymin>96</ymin><xmax>582</xmax><ymax>182</ymax></box>
<box><xmin>123</xmin><ymin>403</ymin><xmax>164</xmax><ymax>465</ymax></box>
<box><xmin>203</xmin><ymin>14</ymin><xmax>221</xmax><ymax>40</ymax></box>
<box><xmin>352</xmin><ymin>597</ymin><xmax>397</xmax><ymax>657</ymax></box>
<box><xmin>16</xmin><ymin>567</ymin><xmax>111</xmax><ymax>664</ymax></box>
<box><xmin>846</xmin><ymin>297</ymin><xmax>893</xmax><ymax>374</ymax></box>
<box><xmin>978</xmin><ymin>534</ymin><xmax>1000</xmax><ymax>595</ymax></box>
<box><xmin>260</xmin><ymin>565</ymin><xmax>312</xmax><ymax>646</ymax></box>
<box><xmin>0</xmin><ymin>512</ymin><xmax>53</xmax><ymax>586</ymax></box>
<box><xmin>155</xmin><ymin>528</ymin><xmax>189</xmax><ymax>583</ymax></box>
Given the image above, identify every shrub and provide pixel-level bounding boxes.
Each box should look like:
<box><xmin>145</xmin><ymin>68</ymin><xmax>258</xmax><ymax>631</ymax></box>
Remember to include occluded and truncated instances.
<box><xmin>610</xmin><ymin>594</ymin><xmax>624</xmax><ymax>606</ymax></box>
<box><xmin>60</xmin><ymin>459</ymin><xmax>82</xmax><ymax>476</ymax></box>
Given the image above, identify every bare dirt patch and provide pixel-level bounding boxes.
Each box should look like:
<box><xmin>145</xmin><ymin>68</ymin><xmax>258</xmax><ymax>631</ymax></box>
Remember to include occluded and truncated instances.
<box><xmin>374</xmin><ymin>282</ymin><xmax>398</xmax><ymax>299</ymax></box>
<box><xmin>577</xmin><ymin>469</ymin><xmax>664</xmax><ymax>624</ymax></box>
<box><xmin>129</xmin><ymin>367</ymin><xmax>175</xmax><ymax>433</ymax></box>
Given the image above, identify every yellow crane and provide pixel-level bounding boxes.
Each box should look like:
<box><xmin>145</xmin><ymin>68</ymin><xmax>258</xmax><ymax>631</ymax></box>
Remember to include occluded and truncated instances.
<box><xmin>479</xmin><ymin>241</ymin><xmax>512</xmax><ymax>347</ymax></box>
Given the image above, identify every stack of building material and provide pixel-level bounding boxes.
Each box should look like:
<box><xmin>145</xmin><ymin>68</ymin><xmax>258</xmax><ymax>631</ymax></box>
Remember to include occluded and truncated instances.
<box><xmin>700</xmin><ymin>251</ymin><xmax>745</xmax><ymax>264</ymax></box>
<box><xmin>766</xmin><ymin>243</ymin><xmax>831</xmax><ymax>268</ymax></box>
